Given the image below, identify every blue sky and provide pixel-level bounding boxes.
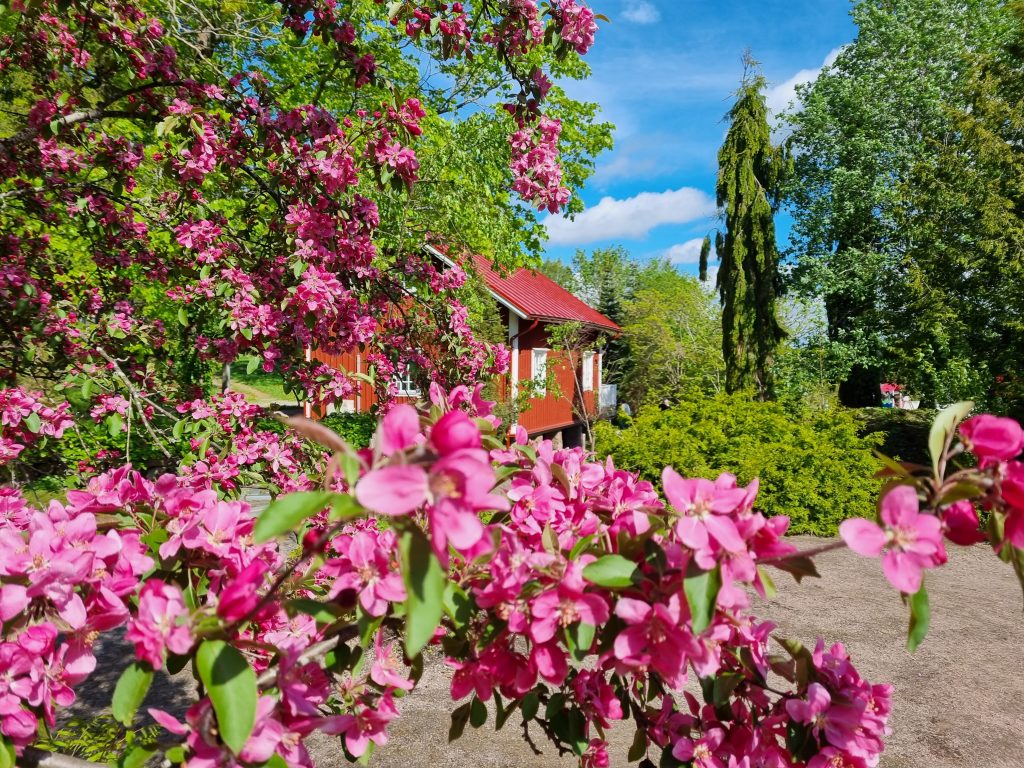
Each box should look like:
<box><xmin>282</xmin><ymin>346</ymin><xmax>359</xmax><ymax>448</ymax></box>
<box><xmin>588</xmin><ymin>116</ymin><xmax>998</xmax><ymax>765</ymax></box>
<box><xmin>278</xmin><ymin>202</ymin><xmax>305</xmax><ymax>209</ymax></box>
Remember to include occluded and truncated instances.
<box><xmin>542</xmin><ymin>0</ymin><xmax>856</xmax><ymax>275</ymax></box>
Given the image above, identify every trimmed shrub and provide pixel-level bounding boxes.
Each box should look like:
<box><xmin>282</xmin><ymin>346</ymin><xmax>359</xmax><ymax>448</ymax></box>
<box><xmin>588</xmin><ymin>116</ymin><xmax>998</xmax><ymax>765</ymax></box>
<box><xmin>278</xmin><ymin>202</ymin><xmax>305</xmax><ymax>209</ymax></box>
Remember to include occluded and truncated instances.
<box><xmin>320</xmin><ymin>411</ymin><xmax>378</xmax><ymax>449</ymax></box>
<box><xmin>855</xmin><ymin>408</ymin><xmax>937</xmax><ymax>466</ymax></box>
<box><xmin>594</xmin><ymin>394</ymin><xmax>883</xmax><ymax>536</ymax></box>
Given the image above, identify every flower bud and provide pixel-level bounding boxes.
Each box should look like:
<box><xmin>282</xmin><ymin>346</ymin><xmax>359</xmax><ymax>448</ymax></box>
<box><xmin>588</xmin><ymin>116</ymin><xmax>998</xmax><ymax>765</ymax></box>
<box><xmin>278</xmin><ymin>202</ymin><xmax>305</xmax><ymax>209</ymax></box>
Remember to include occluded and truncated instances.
<box><xmin>430</xmin><ymin>410</ymin><xmax>480</xmax><ymax>455</ymax></box>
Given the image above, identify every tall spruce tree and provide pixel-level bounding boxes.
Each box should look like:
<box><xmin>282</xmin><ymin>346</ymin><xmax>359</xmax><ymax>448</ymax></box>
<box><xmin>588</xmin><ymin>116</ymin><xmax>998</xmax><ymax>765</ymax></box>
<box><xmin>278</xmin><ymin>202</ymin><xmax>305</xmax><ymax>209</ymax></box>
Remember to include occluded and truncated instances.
<box><xmin>714</xmin><ymin>59</ymin><xmax>786</xmax><ymax>398</ymax></box>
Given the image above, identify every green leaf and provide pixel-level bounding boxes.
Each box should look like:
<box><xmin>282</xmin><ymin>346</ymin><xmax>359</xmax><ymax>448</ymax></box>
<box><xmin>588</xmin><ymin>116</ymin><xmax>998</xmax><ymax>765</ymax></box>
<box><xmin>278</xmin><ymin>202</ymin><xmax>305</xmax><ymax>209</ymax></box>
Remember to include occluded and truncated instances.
<box><xmin>442</xmin><ymin>581</ymin><xmax>473</xmax><ymax>628</ymax></box>
<box><xmin>107</xmin><ymin>412</ymin><xmax>124</xmax><ymax>437</ymax></box>
<box><xmin>929</xmin><ymin>401</ymin><xmax>974</xmax><ymax>474</ymax></box>
<box><xmin>195</xmin><ymin>640</ymin><xmax>257</xmax><ymax>755</ymax></box>
<box><xmin>541</xmin><ymin>523</ymin><xmax>559</xmax><ymax>554</ymax></box>
<box><xmin>756</xmin><ymin>565</ymin><xmax>778</xmax><ymax>599</ymax></box>
<box><xmin>171</xmin><ymin>419</ymin><xmax>186</xmax><ymax>440</ymax></box>
<box><xmin>545</xmin><ymin>691</ymin><xmax>566</xmax><ymax>720</ymax></box>
<box><xmin>470</xmin><ymin>696</ymin><xmax>488</xmax><ymax>728</ymax></box>
<box><xmin>112</xmin><ymin>661</ymin><xmax>153</xmax><ymax>726</ymax></box>
<box><xmin>117</xmin><ymin>744</ymin><xmax>157</xmax><ymax>768</ymax></box>
<box><xmin>246</xmin><ymin>356</ymin><xmax>260</xmax><ymax>375</ymax></box>
<box><xmin>266</xmin><ymin>756</ymin><xmax>289</xmax><ymax>768</ymax></box>
<box><xmin>0</xmin><ymin>737</ymin><xmax>14</xmax><ymax>768</ymax></box>
<box><xmin>329</xmin><ymin>493</ymin><xmax>364</xmax><ymax>522</ymax></box>
<box><xmin>767</xmin><ymin>555</ymin><xmax>820</xmax><ymax>584</ymax></box>
<box><xmin>288</xmin><ymin>598</ymin><xmax>342</xmax><ymax>624</ymax></box>
<box><xmin>339</xmin><ymin>453</ymin><xmax>362</xmax><ymax>487</ymax></box>
<box><xmin>448</xmin><ymin>702</ymin><xmax>471</xmax><ymax>742</ymax></box>
<box><xmin>399</xmin><ymin>526</ymin><xmax>446</xmax><ymax>656</ymax></box>
<box><xmin>164</xmin><ymin>745</ymin><xmax>186</xmax><ymax>764</ymax></box>
<box><xmin>712</xmin><ymin>672</ymin><xmax>744</xmax><ymax>704</ymax></box>
<box><xmin>520</xmin><ymin>690</ymin><xmax>540</xmax><ymax>722</ymax></box>
<box><xmin>873</xmin><ymin>450</ymin><xmax>911</xmax><ymax>477</ymax></box>
<box><xmin>907</xmin><ymin>580</ymin><xmax>930</xmax><ymax>652</ymax></box>
<box><xmin>494</xmin><ymin>693</ymin><xmax>517</xmax><ymax>731</ymax></box>
<box><xmin>177</xmin><ymin>307</ymin><xmax>189</xmax><ymax>327</ymax></box>
<box><xmin>566</xmin><ymin>622</ymin><xmax>595</xmax><ymax>662</ymax></box>
<box><xmin>253</xmin><ymin>490</ymin><xmax>332</xmax><ymax>543</ymax></box>
<box><xmin>683</xmin><ymin>567</ymin><xmax>721</xmax><ymax>634</ymax></box>
<box><xmin>24</xmin><ymin>411</ymin><xmax>41</xmax><ymax>434</ymax></box>
<box><xmin>582</xmin><ymin>554</ymin><xmax>638</xmax><ymax>588</ymax></box>
<box><xmin>568</xmin><ymin>534</ymin><xmax>595</xmax><ymax>560</ymax></box>
<box><xmin>628</xmin><ymin>727</ymin><xmax>647</xmax><ymax>763</ymax></box>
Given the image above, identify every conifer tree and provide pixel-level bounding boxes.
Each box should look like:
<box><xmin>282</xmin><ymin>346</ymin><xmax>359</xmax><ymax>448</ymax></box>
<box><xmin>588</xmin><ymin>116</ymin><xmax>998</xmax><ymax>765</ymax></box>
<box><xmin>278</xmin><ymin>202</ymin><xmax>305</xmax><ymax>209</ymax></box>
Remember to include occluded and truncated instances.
<box><xmin>713</xmin><ymin>57</ymin><xmax>786</xmax><ymax>398</ymax></box>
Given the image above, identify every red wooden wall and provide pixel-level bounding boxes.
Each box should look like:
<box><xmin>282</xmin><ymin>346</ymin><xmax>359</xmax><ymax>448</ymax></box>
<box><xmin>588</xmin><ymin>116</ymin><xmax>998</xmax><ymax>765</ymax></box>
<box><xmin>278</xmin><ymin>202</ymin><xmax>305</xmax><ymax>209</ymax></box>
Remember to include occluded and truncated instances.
<box><xmin>308</xmin><ymin>319</ymin><xmax>600</xmax><ymax>436</ymax></box>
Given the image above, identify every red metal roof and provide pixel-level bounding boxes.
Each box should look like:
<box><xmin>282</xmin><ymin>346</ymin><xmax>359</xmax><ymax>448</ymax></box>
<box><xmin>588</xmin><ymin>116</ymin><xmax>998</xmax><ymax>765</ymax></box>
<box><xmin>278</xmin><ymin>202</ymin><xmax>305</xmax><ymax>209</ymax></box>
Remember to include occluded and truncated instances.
<box><xmin>467</xmin><ymin>253</ymin><xmax>621</xmax><ymax>332</ymax></box>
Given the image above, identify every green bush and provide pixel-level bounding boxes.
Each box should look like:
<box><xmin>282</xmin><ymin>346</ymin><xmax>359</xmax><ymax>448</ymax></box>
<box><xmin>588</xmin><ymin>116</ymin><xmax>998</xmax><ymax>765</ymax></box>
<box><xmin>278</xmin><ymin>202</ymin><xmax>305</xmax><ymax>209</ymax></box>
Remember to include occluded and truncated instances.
<box><xmin>320</xmin><ymin>411</ymin><xmax>378</xmax><ymax>449</ymax></box>
<box><xmin>855</xmin><ymin>408</ymin><xmax>937</xmax><ymax>466</ymax></box>
<box><xmin>594</xmin><ymin>394</ymin><xmax>883</xmax><ymax>536</ymax></box>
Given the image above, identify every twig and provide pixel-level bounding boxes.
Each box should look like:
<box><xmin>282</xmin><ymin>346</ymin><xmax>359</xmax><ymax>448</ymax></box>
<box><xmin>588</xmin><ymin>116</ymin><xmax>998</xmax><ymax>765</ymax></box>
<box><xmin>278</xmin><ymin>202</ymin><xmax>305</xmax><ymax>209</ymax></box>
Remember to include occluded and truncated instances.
<box><xmin>758</xmin><ymin>540</ymin><xmax>847</xmax><ymax>565</ymax></box>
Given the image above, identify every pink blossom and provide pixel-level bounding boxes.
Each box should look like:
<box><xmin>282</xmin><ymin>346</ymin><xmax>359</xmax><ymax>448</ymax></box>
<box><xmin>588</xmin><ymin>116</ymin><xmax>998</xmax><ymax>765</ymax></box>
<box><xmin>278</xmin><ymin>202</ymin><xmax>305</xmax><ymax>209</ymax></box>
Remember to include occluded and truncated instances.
<box><xmin>430</xmin><ymin>410</ymin><xmax>481</xmax><ymax>455</ymax></box>
<box><xmin>375</xmin><ymin>403</ymin><xmax>420</xmax><ymax>455</ymax></box>
<box><xmin>125</xmin><ymin>581</ymin><xmax>193</xmax><ymax>669</ymax></box>
<box><xmin>326</xmin><ymin>530</ymin><xmax>405</xmax><ymax>616</ymax></box>
<box><xmin>322</xmin><ymin>693</ymin><xmax>399</xmax><ymax>758</ymax></box>
<box><xmin>939</xmin><ymin>501</ymin><xmax>986</xmax><ymax>546</ymax></box>
<box><xmin>613</xmin><ymin>595</ymin><xmax>692</xmax><ymax>688</ymax></box>
<box><xmin>663</xmin><ymin>467</ymin><xmax>748</xmax><ymax>568</ymax></box>
<box><xmin>839</xmin><ymin>485</ymin><xmax>946</xmax><ymax>593</ymax></box>
<box><xmin>215</xmin><ymin>559</ymin><xmax>269</xmax><ymax>622</ymax></box>
<box><xmin>960</xmin><ymin>414</ymin><xmax>1024</xmax><ymax>464</ymax></box>
<box><xmin>672</xmin><ymin>727</ymin><xmax>727</xmax><ymax>768</ymax></box>
<box><xmin>528</xmin><ymin>562</ymin><xmax>608</xmax><ymax>643</ymax></box>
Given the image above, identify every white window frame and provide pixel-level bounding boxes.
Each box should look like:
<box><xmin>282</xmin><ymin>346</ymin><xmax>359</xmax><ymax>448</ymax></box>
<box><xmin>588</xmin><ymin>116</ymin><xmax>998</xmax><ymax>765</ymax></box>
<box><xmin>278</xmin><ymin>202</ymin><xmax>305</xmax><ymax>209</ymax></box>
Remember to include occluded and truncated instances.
<box><xmin>531</xmin><ymin>348</ymin><xmax>549</xmax><ymax>396</ymax></box>
<box><xmin>582</xmin><ymin>351</ymin><xmax>595</xmax><ymax>392</ymax></box>
<box><xmin>393</xmin><ymin>367</ymin><xmax>421</xmax><ymax>397</ymax></box>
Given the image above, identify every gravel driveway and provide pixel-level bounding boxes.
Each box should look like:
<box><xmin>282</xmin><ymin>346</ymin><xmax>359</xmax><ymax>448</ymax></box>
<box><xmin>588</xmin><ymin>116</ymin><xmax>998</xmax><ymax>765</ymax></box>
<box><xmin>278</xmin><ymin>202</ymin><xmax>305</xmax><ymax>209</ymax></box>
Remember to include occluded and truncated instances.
<box><xmin>331</xmin><ymin>536</ymin><xmax>1024</xmax><ymax>768</ymax></box>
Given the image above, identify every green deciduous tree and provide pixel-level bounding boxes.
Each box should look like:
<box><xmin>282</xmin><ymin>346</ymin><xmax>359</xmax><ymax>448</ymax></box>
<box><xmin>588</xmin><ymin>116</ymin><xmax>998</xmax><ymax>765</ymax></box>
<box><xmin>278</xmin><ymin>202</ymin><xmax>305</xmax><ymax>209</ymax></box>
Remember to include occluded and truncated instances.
<box><xmin>713</xmin><ymin>58</ymin><xmax>786</xmax><ymax>399</ymax></box>
<box><xmin>784</xmin><ymin>0</ymin><xmax>1013</xmax><ymax>407</ymax></box>
<box><xmin>618</xmin><ymin>260</ymin><xmax>723</xmax><ymax>409</ymax></box>
<box><xmin>889</xmin><ymin>2</ymin><xmax>1024</xmax><ymax>416</ymax></box>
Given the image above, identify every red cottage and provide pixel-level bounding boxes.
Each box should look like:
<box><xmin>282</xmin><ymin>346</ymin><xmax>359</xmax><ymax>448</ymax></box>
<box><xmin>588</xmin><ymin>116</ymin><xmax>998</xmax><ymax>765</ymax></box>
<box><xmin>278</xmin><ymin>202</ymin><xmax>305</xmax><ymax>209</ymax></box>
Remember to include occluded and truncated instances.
<box><xmin>307</xmin><ymin>245</ymin><xmax>620</xmax><ymax>447</ymax></box>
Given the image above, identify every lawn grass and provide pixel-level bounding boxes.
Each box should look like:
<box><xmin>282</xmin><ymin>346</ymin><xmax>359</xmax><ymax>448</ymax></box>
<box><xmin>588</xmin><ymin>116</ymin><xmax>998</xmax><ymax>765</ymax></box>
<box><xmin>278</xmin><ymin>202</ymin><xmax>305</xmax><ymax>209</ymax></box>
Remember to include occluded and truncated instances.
<box><xmin>230</xmin><ymin>369</ymin><xmax>301</xmax><ymax>406</ymax></box>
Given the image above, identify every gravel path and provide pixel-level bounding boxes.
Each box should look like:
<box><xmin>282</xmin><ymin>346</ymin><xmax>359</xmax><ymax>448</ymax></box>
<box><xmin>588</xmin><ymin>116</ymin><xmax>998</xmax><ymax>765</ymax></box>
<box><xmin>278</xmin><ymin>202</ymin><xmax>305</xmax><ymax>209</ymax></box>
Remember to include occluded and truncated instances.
<box><xmin>74</xmin><ymin>537</ymin><xmax>1024</xmax><ymax>767</ymax></box>
<box><xmin>338</xmin><ymin>537</ymin><xmax>1024</xmax><ymax>768</ymax></box>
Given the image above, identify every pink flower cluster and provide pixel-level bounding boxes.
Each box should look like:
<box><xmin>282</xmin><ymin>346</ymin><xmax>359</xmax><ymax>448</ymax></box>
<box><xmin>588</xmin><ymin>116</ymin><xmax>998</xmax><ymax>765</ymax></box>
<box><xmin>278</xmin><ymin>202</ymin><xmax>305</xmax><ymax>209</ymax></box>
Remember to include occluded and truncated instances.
<box><xmin>841</xmin><ymin>412</ymin><xmax>1024</xmax><ymax>593</ymax></box>
<box><xmin>345</xmin><ymin>393</ymin><xmax>889</xmax><ymax>767</ymax></box>
<box><xmin>176</xmin><ymin>392</ymin><xmax>321</xmax><ymax>492</ymax></box>
<box><xmin>1</xmin><ymin>0</ymin><xmax>522</xmax><ymax>418</ymax></box>
<box><xmin>555</xmin><ymin>0</ymin><xmax>599</xmax><ymax>55</ymax></box>
<box><xmin>0</xmin><ymin>470</ymin><xmax>154</xmax><ymax>745</ymax></box>
<box><xmin>0</xmin><ymin>388</ymin><xmax>73</xmax><ymax>465</ymax></box>
<box><xmin>509</xmin><ymin>116</ymin><xmax>571</xmax><ymax>213</ymax></box>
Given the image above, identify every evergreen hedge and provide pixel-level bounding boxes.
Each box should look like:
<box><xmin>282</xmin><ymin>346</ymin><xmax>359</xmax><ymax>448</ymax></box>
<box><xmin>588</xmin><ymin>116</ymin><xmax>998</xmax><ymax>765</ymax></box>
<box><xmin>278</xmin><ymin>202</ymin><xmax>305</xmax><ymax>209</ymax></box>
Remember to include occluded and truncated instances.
<box><xmin>594</xmin><ymin>394</ymin><xmax>884</xmax><ymax>536</ymax></box>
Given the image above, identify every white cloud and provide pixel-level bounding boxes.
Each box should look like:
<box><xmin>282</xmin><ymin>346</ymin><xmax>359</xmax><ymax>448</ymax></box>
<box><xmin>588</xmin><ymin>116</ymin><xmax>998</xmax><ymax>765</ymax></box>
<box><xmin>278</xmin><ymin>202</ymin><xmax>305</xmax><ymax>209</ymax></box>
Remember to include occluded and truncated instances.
<box><xmin>622</xmin><ymin>0</ymin><xmax>660</xmax><ymax>24</ymax></box>
<box><xmin>665</xmin><ymin>238</ymin><xmax>709</xmax><ymax>265</ymax></box>
<box><xmin>765</xmin><ymin>47</ymin><xmax>842</xmax><ymax>117</ymax></box>
<box><xmin>544</xmin><ymin>187</ymin><xmax>716</xmax><ymax>245</ymax></box>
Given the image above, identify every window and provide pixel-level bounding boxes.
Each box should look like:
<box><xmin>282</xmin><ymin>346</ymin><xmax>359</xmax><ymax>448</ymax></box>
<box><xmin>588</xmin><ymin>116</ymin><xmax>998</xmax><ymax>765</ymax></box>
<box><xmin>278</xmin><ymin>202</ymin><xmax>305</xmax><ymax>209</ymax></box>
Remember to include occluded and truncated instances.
<box><xmin>393</xmin><ymin>367</ymin><xmax>421</xmax><ymax>397</ymax></box>
<box><xmin>531</xmin><ymin>348</ymin><xmax>548</xmax><ymax>396</ymax></box>
<box><xmin>582</xmin><ymin>351</ymin><xmax>595</xmax><ymax>392</ymax></box>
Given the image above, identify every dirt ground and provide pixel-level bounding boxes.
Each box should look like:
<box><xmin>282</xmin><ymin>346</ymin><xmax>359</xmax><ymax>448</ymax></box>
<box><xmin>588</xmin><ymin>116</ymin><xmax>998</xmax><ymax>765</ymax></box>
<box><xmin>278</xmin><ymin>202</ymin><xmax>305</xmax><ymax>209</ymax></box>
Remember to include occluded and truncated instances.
<box><xmin>74</xmin><ymin>537</ymin><xmax>1024</xmax><ymax>767</ymax></box>
<box><xmin>316</xmin><ymin>536</ymin><xmax>1024</xmax><ymax>768</ymax></box>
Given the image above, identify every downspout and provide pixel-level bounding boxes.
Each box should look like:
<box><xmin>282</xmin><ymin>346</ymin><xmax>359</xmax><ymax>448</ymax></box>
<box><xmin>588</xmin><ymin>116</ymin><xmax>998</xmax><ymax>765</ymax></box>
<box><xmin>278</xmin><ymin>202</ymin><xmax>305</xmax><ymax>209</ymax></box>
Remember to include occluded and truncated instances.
<box><xmin>507</xmin><ymin>318</ymin><xmax>539</xmax><ymax>440</ymax></box>
<box><xmin>356</xmin><ymin>351</ymin><xmax>362</xmax><ymax>413</ymax></box>
<box><xmin>303</xmin><ymin>346</ymin><xmax>312</xmax><ymax>419</ymax></box>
